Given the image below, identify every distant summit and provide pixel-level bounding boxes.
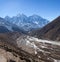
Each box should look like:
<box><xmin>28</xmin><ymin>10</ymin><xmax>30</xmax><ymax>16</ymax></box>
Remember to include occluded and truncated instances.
<box><xmin>5</xmin><ymin>14</ymin><xmax>49</xmax><ymax>31</ymax></box>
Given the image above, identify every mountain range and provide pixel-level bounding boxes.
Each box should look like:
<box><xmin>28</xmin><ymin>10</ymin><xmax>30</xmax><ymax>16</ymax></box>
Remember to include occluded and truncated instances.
<box><xmin>5</xmin><ymin>14</ymin><xmax>49</xmax><ymax>32</ymax></box>
<box><xmin>0</xmin><ymin>17</ymin><xmax>28</xmax><ymax>33</ymax></box>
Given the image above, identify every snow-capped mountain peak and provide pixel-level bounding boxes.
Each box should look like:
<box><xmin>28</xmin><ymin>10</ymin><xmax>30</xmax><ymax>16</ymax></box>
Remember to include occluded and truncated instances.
<box><xmin>5</xmin><ymin>14</ymin><xmax>49</xmax><ymax>31</ymax></box>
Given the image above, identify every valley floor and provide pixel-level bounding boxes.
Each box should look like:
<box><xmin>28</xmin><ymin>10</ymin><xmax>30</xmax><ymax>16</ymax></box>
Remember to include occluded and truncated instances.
<box><xmin>0</xmin><ymin>35</ymin><xmax>60</xmax><ymax>62</ymax></box>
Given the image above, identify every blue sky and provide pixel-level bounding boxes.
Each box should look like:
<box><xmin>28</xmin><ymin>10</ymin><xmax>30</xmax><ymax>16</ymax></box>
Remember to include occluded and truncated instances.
<box><xmin>0</xmin><ymin>0</ymin><xmax>60</xmax><ymax>21</ymax></box>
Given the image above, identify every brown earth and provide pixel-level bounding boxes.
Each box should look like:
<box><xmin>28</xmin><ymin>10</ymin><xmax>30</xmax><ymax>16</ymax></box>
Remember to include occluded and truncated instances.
<box><xmin>0</xmin><ymin>32</ymin><xmax>60</xmax><ymax>62</ymax></box>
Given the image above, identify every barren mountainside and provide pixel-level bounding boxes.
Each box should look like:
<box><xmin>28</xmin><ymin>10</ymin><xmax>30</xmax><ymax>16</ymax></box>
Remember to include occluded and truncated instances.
<box><xmin>29</xmin><ymin>16</ymin><xmax>60</xmax><ymax>41</ymax></box>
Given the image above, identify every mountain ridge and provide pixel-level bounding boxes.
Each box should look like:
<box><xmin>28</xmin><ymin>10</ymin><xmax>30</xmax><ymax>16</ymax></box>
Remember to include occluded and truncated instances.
<box><xmin>0</xmin><ymin>17</ymin><xmax>26</xmax><ymax>33</ymax></box>
<box><xmin>5</xmin><ymin>14</ymin><xmax>49</xmax><ymax>31</ymax></box>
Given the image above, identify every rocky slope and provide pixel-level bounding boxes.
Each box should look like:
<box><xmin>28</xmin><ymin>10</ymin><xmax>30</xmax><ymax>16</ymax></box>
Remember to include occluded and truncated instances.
<box><xmin>0</xmin><ymin>32</ymin><xmax>60</xmax><ymax>62</ymax></box>
<box><xmin>29</xmin><ymin>16</ymin><xmax>60</xmax><ymax>41</ymax></box>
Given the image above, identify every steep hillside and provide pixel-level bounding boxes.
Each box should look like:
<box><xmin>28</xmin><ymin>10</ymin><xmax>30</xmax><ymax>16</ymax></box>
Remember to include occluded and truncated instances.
<box><xmin>29</xmin><ymin>16</ymin><xmax>60</xmax><ymax>41</ymax></box>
